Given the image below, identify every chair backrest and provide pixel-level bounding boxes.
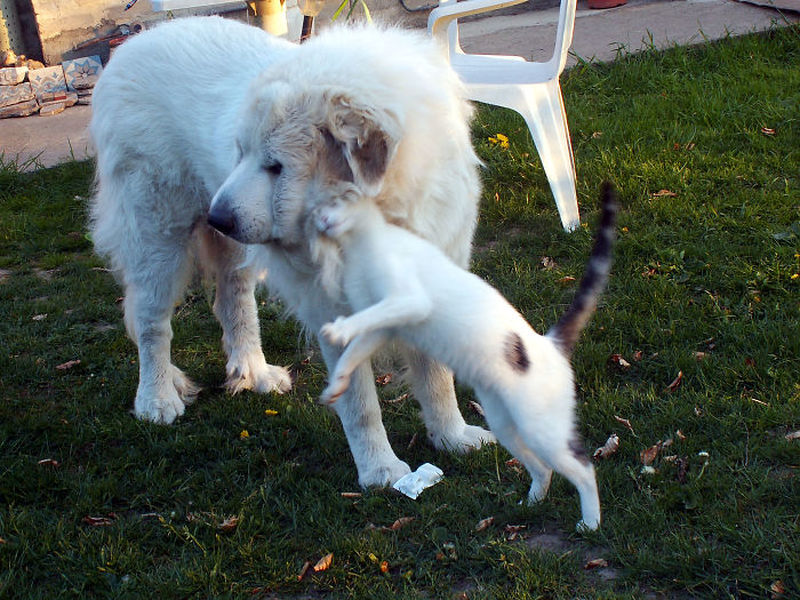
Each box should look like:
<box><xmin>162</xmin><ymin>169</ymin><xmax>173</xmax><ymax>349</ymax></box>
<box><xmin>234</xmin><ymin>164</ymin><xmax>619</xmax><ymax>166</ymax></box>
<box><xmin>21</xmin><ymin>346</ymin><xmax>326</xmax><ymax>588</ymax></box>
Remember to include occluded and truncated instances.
<box><xmin>429</xmin><ymin>0</ymin><xmax>578</xmax><ymax>74</ymax></box>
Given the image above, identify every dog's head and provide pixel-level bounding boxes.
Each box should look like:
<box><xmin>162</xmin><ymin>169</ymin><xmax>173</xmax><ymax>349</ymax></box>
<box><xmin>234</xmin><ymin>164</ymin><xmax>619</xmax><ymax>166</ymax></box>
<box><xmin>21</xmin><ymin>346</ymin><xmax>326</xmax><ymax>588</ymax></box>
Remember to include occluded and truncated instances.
<box><xmin>207</xmin><ymin>78</ymin><xmax>402</xmax><ymax>248</ymax></box>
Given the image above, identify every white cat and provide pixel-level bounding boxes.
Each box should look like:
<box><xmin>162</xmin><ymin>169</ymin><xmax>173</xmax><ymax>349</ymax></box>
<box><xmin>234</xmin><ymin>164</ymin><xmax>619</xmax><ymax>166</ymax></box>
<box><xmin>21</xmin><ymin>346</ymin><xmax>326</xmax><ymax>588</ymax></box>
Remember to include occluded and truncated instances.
<box><xmin>312</xmin><ymin>183</ymin><xmax>617</xmax><ymax>531</ymax></box>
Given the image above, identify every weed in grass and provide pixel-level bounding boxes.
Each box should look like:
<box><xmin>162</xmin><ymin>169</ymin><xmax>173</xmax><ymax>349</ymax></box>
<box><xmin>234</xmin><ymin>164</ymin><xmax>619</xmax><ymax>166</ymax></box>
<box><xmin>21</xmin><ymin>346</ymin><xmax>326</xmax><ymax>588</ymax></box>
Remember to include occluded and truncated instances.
<box><xmin>1</xmin><ymin>26</ymin><xmax>799</xmax><ymax>599</ymax></box>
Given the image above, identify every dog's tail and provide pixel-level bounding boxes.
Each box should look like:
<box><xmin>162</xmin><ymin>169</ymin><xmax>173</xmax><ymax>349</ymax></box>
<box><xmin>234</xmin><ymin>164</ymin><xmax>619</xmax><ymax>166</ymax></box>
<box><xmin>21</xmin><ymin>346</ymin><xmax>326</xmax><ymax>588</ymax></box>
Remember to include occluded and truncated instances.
<box><xmin>547</xmin><ymin>182</ymin><xmax>618</xmax><ymax>358</ymax></box>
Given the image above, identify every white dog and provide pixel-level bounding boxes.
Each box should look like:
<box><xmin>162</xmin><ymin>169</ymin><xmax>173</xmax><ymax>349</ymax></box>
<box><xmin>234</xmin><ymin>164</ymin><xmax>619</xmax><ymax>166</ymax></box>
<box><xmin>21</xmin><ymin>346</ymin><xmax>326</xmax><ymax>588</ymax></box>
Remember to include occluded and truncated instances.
<box><xmin>89</xmin><ymin>16</ymin><xmax>492</xmax><ymax>487</ymax></box>
<box><xmin>312</xmin><ymin>183</ymin><xmax>618</xmax><ymax>530</ymax></box>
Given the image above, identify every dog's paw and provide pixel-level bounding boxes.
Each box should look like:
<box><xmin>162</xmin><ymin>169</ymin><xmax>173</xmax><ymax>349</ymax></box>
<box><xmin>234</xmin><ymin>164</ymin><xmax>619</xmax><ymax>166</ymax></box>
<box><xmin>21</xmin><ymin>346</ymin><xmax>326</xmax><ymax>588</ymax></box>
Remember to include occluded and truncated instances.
<box><xmin>226</xmin><ymin>352</ymin><xmax>292</xmax><ymax>395</ymax></box>
<box><xmin>134</xmin><ymin>391</ymin><xmax>187</xmax><ymax>425</ymax></box>
<box><xmin>358</xmin><ymin>459</ymin><xmax>412</xmax><ymax>489</ymax></box>
<box><xmin>134</xmin><ymin>366</ymin><xmax>199</xmax><ymax>424</ymax></box>
<box><xmin>430</xmin><ymin>423</ymin><xmax>496</xmax><ymax>453</ymax></box>
<box><xmin>320</xmin><ymin>317</ymin><xmax>352</xmax><ymax>346</ymax></box>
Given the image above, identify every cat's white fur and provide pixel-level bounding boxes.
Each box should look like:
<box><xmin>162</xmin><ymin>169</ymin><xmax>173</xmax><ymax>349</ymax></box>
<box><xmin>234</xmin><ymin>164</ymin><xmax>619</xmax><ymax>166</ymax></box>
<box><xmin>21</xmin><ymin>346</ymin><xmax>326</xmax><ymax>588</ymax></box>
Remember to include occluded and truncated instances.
<box><xmin>312</xmin><ymin>192</ymin><xmax>608</xmax><ymax>531</ymax></box>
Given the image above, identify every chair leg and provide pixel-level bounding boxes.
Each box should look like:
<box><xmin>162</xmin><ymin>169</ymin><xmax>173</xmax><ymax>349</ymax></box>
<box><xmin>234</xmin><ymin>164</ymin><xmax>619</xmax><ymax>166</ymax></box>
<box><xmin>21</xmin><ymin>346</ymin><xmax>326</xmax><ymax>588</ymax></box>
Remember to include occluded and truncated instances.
<box><xmin>519</xmin><ymin>80</ymin><xmax>580</xmax><ymax>231</ymax></box>
<box><xmin>470</xmin><ymin>80</ymin><xmax>580</xmax><ymax>231</ymax></box>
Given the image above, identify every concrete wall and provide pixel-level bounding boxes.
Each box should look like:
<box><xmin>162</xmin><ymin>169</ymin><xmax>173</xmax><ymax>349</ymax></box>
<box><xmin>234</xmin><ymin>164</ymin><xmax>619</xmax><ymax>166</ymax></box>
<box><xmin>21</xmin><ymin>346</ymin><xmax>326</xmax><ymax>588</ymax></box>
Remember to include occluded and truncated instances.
<box><xmin>27</xmin><ymin>0</ymin><xmax>433</xmax><ymax>65</ymax></box>
<box><xmin>30</xmin><ymin>0</ymin><xmax>155</xmax><ymax>63</ymax></box>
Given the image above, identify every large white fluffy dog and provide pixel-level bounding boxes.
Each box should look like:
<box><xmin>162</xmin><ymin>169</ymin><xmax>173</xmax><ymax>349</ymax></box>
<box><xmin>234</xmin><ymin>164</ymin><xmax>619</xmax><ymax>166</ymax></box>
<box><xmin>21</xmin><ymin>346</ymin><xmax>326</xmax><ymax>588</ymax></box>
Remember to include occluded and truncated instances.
<box><xmin>89</xmin><ymin>16</ymin><xmax>492</xmax><ymax>487</ymax></box>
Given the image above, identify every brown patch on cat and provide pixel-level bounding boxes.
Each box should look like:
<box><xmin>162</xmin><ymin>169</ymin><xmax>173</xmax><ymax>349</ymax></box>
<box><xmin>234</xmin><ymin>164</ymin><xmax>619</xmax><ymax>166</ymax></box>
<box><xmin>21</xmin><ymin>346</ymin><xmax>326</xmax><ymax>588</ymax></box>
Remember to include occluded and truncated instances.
<box><xmin>505</xmin><ymin>331</ymin><xmax>530</xmax><ymax>373</ymax></box>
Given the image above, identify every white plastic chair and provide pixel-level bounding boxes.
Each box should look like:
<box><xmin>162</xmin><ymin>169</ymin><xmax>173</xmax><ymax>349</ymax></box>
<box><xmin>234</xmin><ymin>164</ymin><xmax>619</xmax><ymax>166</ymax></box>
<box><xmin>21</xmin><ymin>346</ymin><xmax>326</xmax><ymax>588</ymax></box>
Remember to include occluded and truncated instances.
<box><xmin>428</xmin><ymin>0</ymin><xmax>580</xmax><ymax>231</ymax></box>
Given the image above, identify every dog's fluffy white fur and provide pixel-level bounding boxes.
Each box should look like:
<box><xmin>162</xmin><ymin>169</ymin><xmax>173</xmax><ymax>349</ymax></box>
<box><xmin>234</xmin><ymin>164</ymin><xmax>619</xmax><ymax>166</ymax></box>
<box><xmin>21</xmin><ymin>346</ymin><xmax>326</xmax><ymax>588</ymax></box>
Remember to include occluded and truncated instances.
<box><xmin>312</xmin><ymin>187</ymin><xmax>618</xmax><ymax>530</ymax></box>
<box><xmin>89</xmin><ymin>16</ymin><xmax>492</xmax><ymax>487</ymax></box>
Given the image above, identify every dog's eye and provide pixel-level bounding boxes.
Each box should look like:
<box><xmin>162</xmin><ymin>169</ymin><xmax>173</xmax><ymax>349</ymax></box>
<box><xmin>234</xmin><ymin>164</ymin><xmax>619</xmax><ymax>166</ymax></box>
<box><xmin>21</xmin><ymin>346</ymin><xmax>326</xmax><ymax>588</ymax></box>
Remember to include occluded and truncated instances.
<box><xmin>264</xmin><ymin>162</ymin><xmax>283</xmax><ymax>176</ymax></box>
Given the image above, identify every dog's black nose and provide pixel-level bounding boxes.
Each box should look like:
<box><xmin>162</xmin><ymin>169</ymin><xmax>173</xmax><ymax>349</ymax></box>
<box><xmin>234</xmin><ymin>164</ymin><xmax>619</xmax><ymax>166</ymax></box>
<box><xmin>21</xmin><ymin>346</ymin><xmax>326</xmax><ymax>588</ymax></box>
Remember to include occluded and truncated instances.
<box><xmin>208</xmin><ymin>205</ymin><xmax>236</xmax><ymax>236</ymax></box>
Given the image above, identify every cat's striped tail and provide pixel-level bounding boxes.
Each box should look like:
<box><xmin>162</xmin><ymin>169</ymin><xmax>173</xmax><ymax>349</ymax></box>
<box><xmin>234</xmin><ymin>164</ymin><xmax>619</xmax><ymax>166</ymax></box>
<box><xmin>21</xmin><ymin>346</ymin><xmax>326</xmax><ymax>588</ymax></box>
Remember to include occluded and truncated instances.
<box><xmin>548</xmin><ymin>182</ymin><xmax>618</xmax><ymax>358</ymax></box>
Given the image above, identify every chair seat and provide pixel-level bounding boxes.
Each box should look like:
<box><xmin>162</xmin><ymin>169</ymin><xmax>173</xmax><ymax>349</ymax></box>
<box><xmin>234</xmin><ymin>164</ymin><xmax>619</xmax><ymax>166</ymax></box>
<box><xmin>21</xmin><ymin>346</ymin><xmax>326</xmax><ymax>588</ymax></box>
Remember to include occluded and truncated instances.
<box><xmin>450</xmin><ymin>54</ymin><xmax>559</xmax><ymax>86</ymax></box>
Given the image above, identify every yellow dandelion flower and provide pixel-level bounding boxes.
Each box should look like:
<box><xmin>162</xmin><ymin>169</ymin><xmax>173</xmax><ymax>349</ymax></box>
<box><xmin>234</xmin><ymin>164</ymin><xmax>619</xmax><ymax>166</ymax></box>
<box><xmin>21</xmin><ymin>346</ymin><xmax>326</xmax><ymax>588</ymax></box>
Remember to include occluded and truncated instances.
<box><xmin>265</xmin><ymin>409</ymin><xmax>278</xmax><ymax>416</ymax></box>
<box><xmin>488</xmin><ymin>133</ymin><xmax>509</xmax><ymax>148</ymax></box>
<box><xmin>792</xmin><ymin>273</ymin><xmax>799</xmax><ymax>280</ymax></box>
<box><xmin>239</xmin><ymin>429</ymin><xmax>250</xmax><ymax>439</ymax></box>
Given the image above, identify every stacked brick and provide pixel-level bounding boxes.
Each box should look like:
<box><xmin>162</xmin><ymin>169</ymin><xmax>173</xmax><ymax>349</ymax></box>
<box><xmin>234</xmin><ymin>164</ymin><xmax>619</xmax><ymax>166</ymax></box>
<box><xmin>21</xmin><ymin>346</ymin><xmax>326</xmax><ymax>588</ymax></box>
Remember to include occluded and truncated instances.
<box><xmin>1</xmin><ymin>52</ymin><xmax>102</xmax><ymax>119</ymax></box>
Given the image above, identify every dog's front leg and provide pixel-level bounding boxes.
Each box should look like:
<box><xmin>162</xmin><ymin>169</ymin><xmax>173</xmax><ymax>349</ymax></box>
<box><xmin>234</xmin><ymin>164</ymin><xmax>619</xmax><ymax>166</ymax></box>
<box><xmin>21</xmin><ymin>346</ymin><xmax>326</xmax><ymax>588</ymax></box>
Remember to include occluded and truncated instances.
<box><xmin>200</xmin><ymin>228</ymin><xmax>292</xmax><ymax>395</ymax></box>
<box><xmin>317</xmin><ymin>334</ymin><xmax>411</xmax><ymax>488</ymax></box>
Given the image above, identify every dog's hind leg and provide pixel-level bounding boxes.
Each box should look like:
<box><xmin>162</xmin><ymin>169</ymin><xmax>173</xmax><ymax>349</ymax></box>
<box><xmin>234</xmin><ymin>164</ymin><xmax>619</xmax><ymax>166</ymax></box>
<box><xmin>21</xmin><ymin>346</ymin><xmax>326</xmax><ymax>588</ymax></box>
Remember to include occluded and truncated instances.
<box><xmin>403</xmin><ymin>350</ymin><xmax>495</xmax><ymax>453</ymax></box>
<box><xmin>199</xmin><ymin>227</ymin><xmax>292</xmax><ymax>396</ymax></box>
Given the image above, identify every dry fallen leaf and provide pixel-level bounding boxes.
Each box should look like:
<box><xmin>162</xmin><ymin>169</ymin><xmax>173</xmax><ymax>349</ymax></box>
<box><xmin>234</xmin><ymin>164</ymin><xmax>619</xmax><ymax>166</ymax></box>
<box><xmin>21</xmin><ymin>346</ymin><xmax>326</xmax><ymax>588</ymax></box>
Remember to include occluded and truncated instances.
<box><xmin>475</xmin><ymin>516</ymin><xmax>495</xmax><ymax>532</ymax></box>
<box><xmin>218</xmin><ymin>516</ymin><xmax>239</xmax><ymax>532</ymax></box>
<box><xmin>504</xmin><ymin>524</ymin><xmax>526</xmax><ymax>541</ymax></box>
<box><xmin>666</xmin><ymin>370</ymin><xmax>683</xmax><ymax>392</ymax></box>
<box><xmin>608</xmin><ymin>354</ymin><xmax>631</xmax><ymax>369</ymax></box>
<box><xmin>693</xmin><ymin>351</ymin><xmax>707</xmax><ymax>361</ymax></box>
<box><xmin>37</xmin><ymin>458</ymin><xmax>60</xmax><ymax>467</ymax></box>
<box><xmin>652</xmin><ymin>189</ymin><xmax>677</xmax><ymax>198</ymax></box>
<box><xmin>676</xmin><ymin>429</ymin><xmax>686</xmax><ymax>441</ymax></box>
<box><xmin>385</xmin><ymin>392</ymin><xmax>408</xmax><ymax>404</ymax></box>
<box><xmin>389</xmin><ymin>516</ymin><xmax>415</xmax><ymax>531</ymax></box>
<box><xmin>82</xmin><ymin>515</ymin><xmax>115</xmax><ymax>527</ymax></box>
<box><xmin>56</xmin><ymin>359</ymin><xmax>81</xmax><ymax>370</ymax></box>
<box><xmin>297</xmin><ymin>560</ymin><xmax>311</xmax><ymax>581</ymax></box>
<box><xmin>505</xmin><ymin>457</ymin><xmax>524</xmax><ymax>474</ymax></box>
<box><xmin>785</xmin><ymin>431</ymin><xmax>800</xmax><ymax>441</ymax></box>
<box><xmin>584</xmin><ymin>558</ymin><xmax>609</xmax><ymax>570</ymax></box>
<box><xmin>761</xmin><ymin>127</ymin><xmax>776</xmax><ymax>136</ymax></box>
<box><xmin>770</xmin><ymin>580</ymin><xmax>786</xmax><ymax>599</ymax></box>
<box><xmin>32</xmin><ymin>313</ymin><xmax>47</xmax><ymax>321</ymax></box>
<box><xmin>593</xmin><ymin>434</ymin><xmax>620</xmax><ymax>460</ymax></box>
<box><xmin>469</xmin><ymin>400</ymin><xmax>485</xmax><ymax>417</ymax></box>
<box><xmin>541</xmin><ymin>256</ymin><xmax>557</xmax><ymax>270</ymax></box>
<box><xmin>340</xmin><ymin>491</ymin><xmax>362</xmax><ymax>499</ymax></box>
<box><xmin>0</xmin><ymin>537</ymin><xmax>6</xmax><ymax>544</ymax></box>
<box><xmin>614</xmin><ymin>416</ymin><xmax>636</xmax><ymax>436</ymax></box>
<box><xmin>380</xmin><ymin>560</ymin><xmax>389</xmax><ymax>573</ymax></box>
<box><xmin>557</xmin><ymin>275</ymin><xmax>576</xmax><ymax>284</ymax></box>
<box><xmin>375</xmin><ymin>373</ymin><xmax>392</xmax><ymax>386</ymax></box>
<box><xmin>640</xmin><ymin>443</ymin><xmax>661</xmax><ymax>466</ymax></box>
<box><xmin>632</xmin><ymin>350</ymin><xmax>644</xmax><ymax>362</ymax></box>
<box><xmin>314</xmin><ymin>552</ymin><xmax>333</xmax><ymax>572</ymax></box>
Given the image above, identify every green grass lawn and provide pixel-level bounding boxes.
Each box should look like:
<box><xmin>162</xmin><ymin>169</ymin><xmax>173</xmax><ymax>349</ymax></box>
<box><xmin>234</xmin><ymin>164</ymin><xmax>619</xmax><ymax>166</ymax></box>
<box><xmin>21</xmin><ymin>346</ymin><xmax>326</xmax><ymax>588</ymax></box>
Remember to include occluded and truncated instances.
<box><xmin>1</xmin><ymin>25</ymin><xmax>798</xmax><ymax>599</ymax></box>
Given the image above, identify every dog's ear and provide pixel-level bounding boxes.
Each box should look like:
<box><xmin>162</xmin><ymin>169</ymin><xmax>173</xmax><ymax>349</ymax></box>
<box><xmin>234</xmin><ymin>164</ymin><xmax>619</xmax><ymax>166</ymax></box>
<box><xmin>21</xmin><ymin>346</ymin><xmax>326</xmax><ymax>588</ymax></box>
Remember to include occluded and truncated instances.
<box><xmin>322</xmin><ymin>92</ymin><xmax>401</xmax><ymax>197</ymax></box>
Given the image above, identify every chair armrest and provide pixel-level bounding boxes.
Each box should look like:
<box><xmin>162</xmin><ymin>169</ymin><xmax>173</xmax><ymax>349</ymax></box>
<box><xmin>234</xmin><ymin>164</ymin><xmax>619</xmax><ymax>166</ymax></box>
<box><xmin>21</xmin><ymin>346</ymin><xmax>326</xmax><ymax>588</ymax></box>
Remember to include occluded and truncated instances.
<box><xmin>428</xmin><ymin>0</ymin><xmax>528</xmax><ymax>40</ymax></box>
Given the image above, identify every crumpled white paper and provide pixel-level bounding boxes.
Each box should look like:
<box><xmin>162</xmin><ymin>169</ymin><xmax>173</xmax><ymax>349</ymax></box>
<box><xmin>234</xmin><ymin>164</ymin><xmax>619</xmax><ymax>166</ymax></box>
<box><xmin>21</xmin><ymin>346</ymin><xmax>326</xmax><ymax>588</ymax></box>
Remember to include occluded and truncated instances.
<box><xmin>392</xmin><ymin>463</ymin><xmax>444</xmax><ymax>499</ymax></box>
